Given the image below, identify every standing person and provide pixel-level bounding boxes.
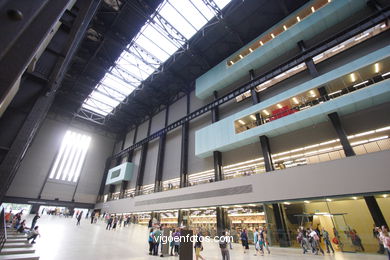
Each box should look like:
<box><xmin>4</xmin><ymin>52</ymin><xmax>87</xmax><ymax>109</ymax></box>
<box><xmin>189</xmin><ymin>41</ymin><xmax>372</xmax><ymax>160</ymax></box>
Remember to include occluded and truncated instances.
<box><xmin>225</xmin><ymin>229</ymin><xmax>233</xmax><ymax>249</ymax></box>
<box><xmin>90</xmin><ymin>212</ymin><xmax>95</xmax><ymax>224</ymax></box>
<box><xmin>309</xmin><ymin>228</ymin><xmax>324</xmax><ymax>255</ymax></box>
<box><xmin>106</xmin><ymin>215</ymin><xmax>113</xmax><ymax>230</ymax></box>
<box><xmin>374</xmin><ymin>225</ymin><xmax>385</xmax><ymax>254</ymax></box>
<box><xmin>253</xmin><ymin>228</ymin><xmax>260</xmax><ymax>256</ymax></box>
<box><xmin>350</xmin><ymin>229</ymin><xmax>364</xmax><ymax>252</ymax></box>
<box><xmin>297</xmin><ymin>227</ymin><xmax>308</xmax><ymax>254</ymax></box>
<box><xmin>27</xmin><ymin>226</ymin><xmax>41</xmax><ymax>244</ymax></box>
<box><xmin>240</xmin><ymin>229</ymin><xmax>249</xmax><ymax>254</ymax></box>
<box><xmin>173</xmin><ymin>228</ymin><xmax>180</xmax><ymax>256</ymax></box>
<box><xmin>5</xmin><ymin>210</ymin><xmax>12</xmax><ymax>223</ymax></box>
<box><xmin>322</xmin><ymin>228</ymin><xmax>335</xmax><ymax>253</ymax></box>
<box><xmin>152</xmin><ymin>227</ymin><xmax>162</xmax><ymax>256</ymax></box>
<box><xmin>17</xmin><ymin>220</ymin><xmax>27</xmax><ymax>233</ymax></box>
<box><xmin>148</xmin><ymin>228</ymin><xmax>154</xmax><ymax>255</ymax></box>
<box><xmin>112</xmin><ymin>215</ymin><xmax>118</xmax><ymax>230</ymax></box>
<box><xmin>261</xmin><ymin>226</ymin><xmax>271</xmax><ymax>254</ymax></box>
<box><xmin>76</xmin><ymin>211</ymin><xmax>83</xmax><ymax>226</ymax></box>
<box><xmin>379</xmin><ymin>227</ymin><xmax>390</xmax><ymax>260</ymax></box>
<box><xmin>194</xmin><ymin>228</ymin><xmax>205</xmax><ymax>260</ymax></box>
<box><xmin>219</xmin><ymin>231</ymin><xmax>230</xmax><ymax>260</ymax></box>
<box><xmin>31</xmin><ymin>213</ymin><xmax>40</xmax><ymax>229</ymax></box>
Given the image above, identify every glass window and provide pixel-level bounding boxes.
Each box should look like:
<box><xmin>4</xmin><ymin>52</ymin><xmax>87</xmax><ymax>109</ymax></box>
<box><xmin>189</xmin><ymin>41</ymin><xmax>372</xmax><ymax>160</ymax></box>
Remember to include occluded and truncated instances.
<box><xmin>48</xmin><ymin>130</ymin><xmax>91</xmax><ymax>182</ymax></box>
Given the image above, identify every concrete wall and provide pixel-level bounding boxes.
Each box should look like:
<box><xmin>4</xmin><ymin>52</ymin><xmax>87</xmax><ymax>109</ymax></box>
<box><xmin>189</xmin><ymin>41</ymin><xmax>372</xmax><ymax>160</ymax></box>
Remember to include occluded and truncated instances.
<box><xmin>96</xmin><ymin>150</ymin><xmax>390</xmax><ymax>213</ymax></box>
<box><xmin>6</xmin><ymin>117</ymin><xmax>115</xmax><ymax>203</ymax></box>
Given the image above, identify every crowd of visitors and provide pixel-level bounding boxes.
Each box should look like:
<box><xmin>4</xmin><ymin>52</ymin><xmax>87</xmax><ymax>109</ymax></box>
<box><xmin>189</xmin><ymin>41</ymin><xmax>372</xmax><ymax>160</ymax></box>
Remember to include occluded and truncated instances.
<box><xmin>5</xmin><ymin>210</ymin><xmax>42</xmax><ymax>244</ymax></box>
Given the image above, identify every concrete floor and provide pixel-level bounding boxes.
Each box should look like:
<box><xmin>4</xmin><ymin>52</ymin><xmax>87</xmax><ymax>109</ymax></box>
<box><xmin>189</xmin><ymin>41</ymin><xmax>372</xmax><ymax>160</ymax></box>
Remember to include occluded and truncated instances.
<box><xmin>20</xmin><ymin>214</ymin><xmax>386</xmax><ymax>260</ymax></box>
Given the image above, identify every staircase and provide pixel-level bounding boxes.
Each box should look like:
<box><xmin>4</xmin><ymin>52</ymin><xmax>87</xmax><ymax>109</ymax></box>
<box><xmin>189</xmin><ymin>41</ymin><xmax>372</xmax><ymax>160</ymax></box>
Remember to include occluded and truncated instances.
<box><xmin>0</xmin><ymin>228</ymin><xmax>39</xmax><ymax>260</ymax></box>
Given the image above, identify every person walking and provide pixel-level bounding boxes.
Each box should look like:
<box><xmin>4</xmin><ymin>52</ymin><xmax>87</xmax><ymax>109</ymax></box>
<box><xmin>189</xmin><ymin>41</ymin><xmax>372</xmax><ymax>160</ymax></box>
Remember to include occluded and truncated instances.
<box><xmin>253</xmin><ymin>228</ymin><xmax>260</xmax><ymax>256</ymax></box>
<box><xmin>309</xmin><ymin>228</ymin><xmax>324</xmax><ymax>255</ymax></box>
<box><xmin>240</xmin><ymin>229</ymin><xmax>249</xmax><ymax>254</ymax></box>
<box><xmin>76</xmin><ymin>211</ymin><xmax>83</xmax><ymax>225</ymax></box>
<box><xmin>27</xmin><ymin>226</ymin><xmax>41</xmax><ymax>244</ymax></box>
<box><xmin>152</xmin><ymin>227</ymin><xmax>162</xmax><ymax>256</ymax></box>
<box><xmin>106</xmin><ymin>215</ymin><xmax>113</xmax><ymax>230</ymax></box>
<box><xmin>112</xmin><ymin>216</ymin><xmax>118</xmax><ymax>230</ymax></box>
<box><xmin>379</xmin><ymin>227</ymin><xmax>390</xmax><ymax>260</ymax></box>
<box><xmin>260</xmin><ymin>226</ymin><xmax>271</xmax><ymax>254</ymax></box>
<box><xmin>219</xmin><ymin>231</ymin><xmax>230</xmax><ymax>260</ymax></box>
<box><xmin>322</xmin><ymin>228</ymin><xmax>334</xmax><ymax>253</ymax></box>
<box><xmin>31</xmin><ymin>213</ymin><xmax>40</xmax><ymax>229</ymax></box>
<box><xmin>148</xmin><ymin>228</ymin><xmax>154</xmax><ymax>255</ymax></box>
<box><xmin>194</xmin><ymin>228</ymin><xmax>205</xmax><ymax>260</ymax></box>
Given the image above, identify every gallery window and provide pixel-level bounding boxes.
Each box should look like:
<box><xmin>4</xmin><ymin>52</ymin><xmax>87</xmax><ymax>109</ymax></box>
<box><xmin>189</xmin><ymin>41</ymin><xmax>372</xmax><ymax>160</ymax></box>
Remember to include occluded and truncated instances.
<box><xmin>48</xmin><ymin>130</ymin><xmax>91</xmax><ymax>182</ymax></box>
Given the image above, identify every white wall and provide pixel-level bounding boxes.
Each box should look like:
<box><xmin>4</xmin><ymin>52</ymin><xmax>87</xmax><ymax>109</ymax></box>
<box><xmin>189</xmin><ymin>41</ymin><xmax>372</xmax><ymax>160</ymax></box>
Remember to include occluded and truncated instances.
<box><xmin>6</xmin><ymin>117</ymin><xmax>115</xmax><ymax>203</ymax></box>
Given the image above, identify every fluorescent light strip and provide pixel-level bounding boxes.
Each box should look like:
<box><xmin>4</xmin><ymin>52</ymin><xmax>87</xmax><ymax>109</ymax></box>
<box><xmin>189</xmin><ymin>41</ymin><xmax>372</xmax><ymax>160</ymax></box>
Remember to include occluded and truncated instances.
<box><xmin>331</xmin><ymin>45</ymin><xmax>345</xmax><ymax>52</ymax></box>
<box><xmin>353</xmin><ymin>80</ymin><xmax>369</xmax><ymax>88</ymax></box>
<box><xmin>61</xmin><ymin>134</ymin><xmax>80</xmax><ymax>181</ymax></box>
<box><xmin>68</xmin><ymin>135</ymin><xmax>86</xmax><ymax>181</ymax></box>
<box><xmin>328</xmin><ymin>90</ymin><xmax>342</xmax><ymax>96</ymax></box>
<box><xmin>354</xmin><ymin>32</ymin><xmax>369</xmax><ymax>41</ymax></box>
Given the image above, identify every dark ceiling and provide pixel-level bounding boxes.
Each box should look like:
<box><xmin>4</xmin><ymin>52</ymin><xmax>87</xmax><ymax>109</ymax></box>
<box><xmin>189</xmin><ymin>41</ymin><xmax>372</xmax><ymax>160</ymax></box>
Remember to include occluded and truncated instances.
<box><xmin>53</xmin><ymin>0</ymin><xmax>309</xmax><ymax>133</ymax></box>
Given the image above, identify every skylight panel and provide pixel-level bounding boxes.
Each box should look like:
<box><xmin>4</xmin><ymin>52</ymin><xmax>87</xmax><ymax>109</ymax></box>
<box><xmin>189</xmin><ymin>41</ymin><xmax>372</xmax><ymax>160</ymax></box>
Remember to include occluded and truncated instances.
<box><xmin>158</xmin><ymin>1</ymin><xmax>198</xmax><ymax>39</ymax></box>
<box><xmin>189</xmin><ymin>0</ymin><xmax>215</xmax><ymax>20</ymax></box>
<box><xmin>135</xmin><ymin>33</ymin><xmax>171</xmax><ymax>62</ymax></box>
<box><xmin>213</xmin><ymin>0</ymin><xmax>231</xmax><ymax>9</ymax></box>
<box><xmin>81</xmin><ymin>0</ymin><xmax>234</xmax><ymax>118</ymax></box>
<box><xmin>142</xmin><ymin>25</ymin><xmax>179</xmax><ymax>55</ymax></box>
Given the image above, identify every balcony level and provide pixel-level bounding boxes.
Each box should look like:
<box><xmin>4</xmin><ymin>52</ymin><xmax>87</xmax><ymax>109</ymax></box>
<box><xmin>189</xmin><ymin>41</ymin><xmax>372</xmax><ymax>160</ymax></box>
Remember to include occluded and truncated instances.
<box><xmin>195</xmin><ymin>45</ymin><xmax>390</xmax><ymax>158</ymax></box>
<box><xmin>96</xmin><ymin>149</ymin><xmax>390</xmax><ymax>213</ymax></box>
<box><xmin>195</xmin><ymin>0</ymin><xmax>368</xmax><ymax>99</ymax></box>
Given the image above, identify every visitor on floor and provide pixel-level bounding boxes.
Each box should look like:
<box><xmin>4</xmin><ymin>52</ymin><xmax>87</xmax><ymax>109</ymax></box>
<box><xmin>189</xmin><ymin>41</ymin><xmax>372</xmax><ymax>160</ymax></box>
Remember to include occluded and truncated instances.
<box><xmin>148</xmin><ymin>228</ymin><xmax>154</xmax><ymax>255</ymax></box>
<box><xmin>27</xmin><ymin>226</ymin><xmax>41</xmax><ymax>244</ymax></box>
<box><xmin>106</xmin><ymin>215</ymin><xmax>113</xmax><ymax>230</ymax></box>
<box><xmin>17</xmin><ymin>219</ymin><xmax>28</xmax><ymax>233</ymax></box>
<box><xmin>31</xmin><ymin>213</ymin><xmax>40</xmax><ymax>229</ymax></box>
<box><xmin>322</xmin><ymin>227</ymin><xmax>334</xmax><ymax>254</ymax></box>
<box><xmin>379</xmin><ymin>226</ymin><xmax>390</xmax><ymax>260</ymax></box>
<box><xmin>240</xmin><ymin>228</ymin><xmax>249</xmax><ymax>254</ymax></box>
<box><xmin>253</xmin><ymin>228</ymin><xmax>260</xmax><ymax>256</ymax></box>
<box><xmin>112</xmin><ymin>215</ymin><xmax>118</xmax><ymax>230</ymax></box>
<box><xmin>76</xmin><ymin>211</ymin><xmax>83</xmax><ymax>225</ymax></box>
<box><xmin>374</xmin><ymin>225</ymin><xmax>385</xmax><ymax>254</ymax></box>
<box><xmin>152</xmin><ymin>226</ymin><xmax>162</xmax><ymax>256</ymax></box>
<box><xmin>309</xmin><ymin>227</ymin><xmax>324</xmax><ymax>255</ymax></box>
<box><xmin>219</xmin><ymin>231</ymin><xmax>230</xmax><ymax>260</ymax></box>
<box><xmin>194</xmin><ymin>228</ymin><xmax>205</xmax><ymax>260</ymax></box>
<box><xmin>262</xmin><ymin>226</ymin><xmax>271</xmax><ymax>254</ymax></box>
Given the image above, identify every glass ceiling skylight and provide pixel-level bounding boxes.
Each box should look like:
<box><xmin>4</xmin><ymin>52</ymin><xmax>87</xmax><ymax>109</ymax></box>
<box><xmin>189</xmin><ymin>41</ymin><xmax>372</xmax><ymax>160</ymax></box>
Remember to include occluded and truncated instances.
<box><xmin>82</xmin><ymin>0</ymin><xmax>232</xmax><ymax>116</ymax></box>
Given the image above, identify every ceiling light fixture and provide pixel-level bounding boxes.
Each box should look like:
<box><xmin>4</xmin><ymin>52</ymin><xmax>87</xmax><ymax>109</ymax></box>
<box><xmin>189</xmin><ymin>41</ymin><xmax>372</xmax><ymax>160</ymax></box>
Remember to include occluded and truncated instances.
<box><xmin>292</xmin><ymin>97</ymin><xmax>299</xmax><ymax>104</ymax></box>
<box><xmin>250</xmin><ymin>115</ymin><xmax>257</xmax><ymax>120</ymax></box>
<box><xmin>238</xmin><ymin>119</ymin><xmax>245</xmax><ymax>125</ymax></box>
<box><xmin>271</xmin><ymin>33</ymin><xmax>275</xmax><ymax>39</ymax></box>
<box><xmin>249</xmin><ymin>48</ymin><xmax>253</xmax><ymax>53</ymax></box>
<box><xmin>283</xmin><ymin>25</ymin><xmax>287</xmax><ymax>31</ymax></box>
<box><xmin>350</xmin><ymin>73</ymin><xmax>356</xmax><ymax>82</ymax></box>
<box><xmin>311</xmin><ymin>6</ymin><xmax>315</xmax><ymax>13</ymax></box>
<box><xmin>276</xmin><ymin>104</ymin><xmax>283</xmax><ymax>109</ymax></box>
<box><xmin>296</xmin><ymin>16</ymin><xmax>301</xmax><ymax>22</ymax></box>
<box><xmin>374</xmin><ymin>63</ymin><xmax>380</xmax><ymax>73</ymax></box>
<box><xmin>263</xmin><ymin>110</ymin><xmax>269</xmax><ymax>116</ymax></box>
<box><xmin>239</xmin><ymin>54</ymin><xmax>243</xmax><ymax>59</ymax></box>
<box><xmin>259</xmin><ymin>41</ymin><xmax>264</xmax><ymax>46</ymax></box>
<box><xmin>304</xmin><ymin>200</ymin><xmax>310</xmax><ymax>204</ymax></box>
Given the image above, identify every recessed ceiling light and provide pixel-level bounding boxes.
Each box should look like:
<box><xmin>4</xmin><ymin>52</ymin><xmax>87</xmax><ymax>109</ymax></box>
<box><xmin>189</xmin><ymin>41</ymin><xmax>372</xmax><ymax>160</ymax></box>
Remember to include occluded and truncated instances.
<box><xmin>259</xmin><ymin>41</ymin><xmax>263</xmax><ymax>46</ymax></box>
<box><xmin>384</xmin><ymin>194</ymin><xmax>388</xmax><ymax>198</ymax></box>
<box><xmin>311</xmin><ymin>6</ymin><xmax>315</xmax><ymax>13</ymax></box>
<box><xmin>239</xmin><ymin>54</ymin><xmax>243</xmax><ymax>59</ymax></box>
<box><xmin>304</xmin><ymin>200</ymin><xmax>310</xmax><ymax>204</ymax></box>
<box><xmin>283</xmin><ymin>25</ymin><xmax>287</xmax><ymax>31</ymax></box>
<box><xmin>326</xmin><ymin>198</ymin><xmax>332</xmax><ymax>202</ymax></box>
<box><xmin>250</xmin><ymin>115</ymin><xmax>256</xmax><ymax>120</ymax></box>
<box><xmin>271</xmin><ymin>33</ymin><xmax>275</xmax><ymax>39</ymax></box>
<box><xmin>297</xmin><ymin>16</ymin><xmax>301</xmax><ymax>22</ymax></box>
<box><xmin>249</xmin><ymin>48</ymin><xmax>253</xmax><ymax>53</ymax></box>
<box><xmin>284</xmin><ymin>202</ymin><xmax>291</xmax><ymax>205</ymax></box>
<box><xmin>374</xmin><ymin>63</ymin><xmax>380</xmax><ymax>73</ymax></box>
<box><xmin>263</xmin><ymin>110</ymin><xmax>269</xmax><ymax>116</ymax></box>
<box><xmin>292</xmin><ymin>97</ymin><xmax>299</xmax><ymax>104</ymax></box>
<box><xmin>350</xmin><ymin>73</ymin><xmax>356</xmax><ymax>82</ymax></box>
<box><xmin>238</xmin><ymin>119</ymin><xmax>245</xmax><ymax>125</ymax></box>
<box><xmin>309</xmin><ymin>90</ymin><xmax>316</xmax><ymax>97</ymax></box>
<box><xmin>352</xmin><ymin>197</ymin><xmax>357</xmax><ymax>200</ymax></box>
<box><xmin>276</xmin><ymin>104</ymin><xmax>283</xmax><ymax>109</ymax></box>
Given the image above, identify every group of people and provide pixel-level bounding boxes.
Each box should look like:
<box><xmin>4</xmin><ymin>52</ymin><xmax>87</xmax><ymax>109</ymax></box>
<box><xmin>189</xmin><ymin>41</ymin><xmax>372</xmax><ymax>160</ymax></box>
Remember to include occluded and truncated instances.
<box><xmin>297</xmin><ymin>226</ymin><xmax>330</xmax><ymax>255</ymax></box>
<box><xmin>5</xmin><ymin>210</ymin><xmax>41</xmax><ymax>244</ymax></box>
<box><xmin>374</xmin><ymin>225</ymin><xmax>390</xmax><ymax>259</ymax></box>
<box><xmin>105</xmin><ymin>214</ymin><xmax>132</xmax><ymax>230</ymax></box>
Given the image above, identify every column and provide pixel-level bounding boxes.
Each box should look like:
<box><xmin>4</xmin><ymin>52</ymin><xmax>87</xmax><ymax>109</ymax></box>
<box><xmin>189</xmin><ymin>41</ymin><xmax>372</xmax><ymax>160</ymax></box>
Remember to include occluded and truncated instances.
<box><xmin>154</xmin><ymin>105</ymin><xmax>169</xmax><ymax>192</ymax></box>
<box><xmin>259</xmin><ymin>135</ymin><xmax>274</xmax><ymax>172</ymax></box>
<box><xmin>297</xmin><ymin>40</ymin><xmax>319</xmax><ymax>78</ymax></box>
<box><xmin>364</xmin><ymin>196</ymin><xmax>388</xmax><ymax>227</ymax></box>
<box><xmin>328</xmin><ymin>112</ymin><xmax>355</xmax><ymax>157</ymax></box>
<box><xmin>180</xmin><ymin>94</ymin><xmax>190</xmax><ymax>188</ymax></box>
<box><xmin>135</xmin><ymin>118</ymin><xmax>152</xmax><ymax>194</ymax></box>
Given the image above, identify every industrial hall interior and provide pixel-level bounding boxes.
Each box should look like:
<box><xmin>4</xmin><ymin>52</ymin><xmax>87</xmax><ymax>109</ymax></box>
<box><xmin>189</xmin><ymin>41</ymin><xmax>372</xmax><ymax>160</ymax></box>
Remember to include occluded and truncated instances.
<box><xmin>1</xmin><ymin>0</ymin><xmax>390</xmax><ymax>259</ymax></box>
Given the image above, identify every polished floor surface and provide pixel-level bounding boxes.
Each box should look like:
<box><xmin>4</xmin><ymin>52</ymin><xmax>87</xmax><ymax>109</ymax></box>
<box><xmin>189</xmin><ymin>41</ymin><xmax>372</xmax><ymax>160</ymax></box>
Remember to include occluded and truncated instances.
<box><xmin>19</xmin><ymin>214</ymin><xmax>386</xmax><ymax>260</ymax></box>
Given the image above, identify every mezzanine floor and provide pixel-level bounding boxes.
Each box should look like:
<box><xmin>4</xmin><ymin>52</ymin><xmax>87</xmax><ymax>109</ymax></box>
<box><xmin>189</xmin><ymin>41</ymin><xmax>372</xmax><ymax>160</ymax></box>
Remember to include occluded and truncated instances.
<box><xmin>20</xmin><ymin>214</ymin><xmax>386</xmax><ymax>260</ymax></box>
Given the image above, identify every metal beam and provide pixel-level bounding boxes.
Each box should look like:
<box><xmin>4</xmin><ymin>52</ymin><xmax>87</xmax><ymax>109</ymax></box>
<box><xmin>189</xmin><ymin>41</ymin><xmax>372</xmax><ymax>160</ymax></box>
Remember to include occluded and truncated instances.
<box><xmin>328</xmin><ymin>112</ymin><xmax>356</xmax><ymax>157</ymax></box>
<box><xmin>0</xmin><ymin>0</ymin><xmax>101</xmax><ymax>203</ymax></box>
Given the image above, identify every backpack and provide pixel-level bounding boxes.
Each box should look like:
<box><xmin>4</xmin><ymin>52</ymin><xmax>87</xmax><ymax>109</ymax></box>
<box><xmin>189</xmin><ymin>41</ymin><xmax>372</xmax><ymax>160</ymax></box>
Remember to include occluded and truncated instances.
<box><xmin>219</xmin><ymin>240</ymin><xmax>227</xmax><ymax>249</ymax></box>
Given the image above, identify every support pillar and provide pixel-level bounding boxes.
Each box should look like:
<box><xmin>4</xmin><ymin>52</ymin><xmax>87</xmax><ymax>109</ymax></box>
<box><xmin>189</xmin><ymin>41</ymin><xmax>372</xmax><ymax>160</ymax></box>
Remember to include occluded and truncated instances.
<box><xmin>249</xmin><ymin>69</ymin><xmax>260</xmax><ymax>104</ymax></box>
<box><xmin>216</xmin><ymin>207</ymin><xmax>227</xmax><ymax>236</ymax></box>
<box><xmin>154</xmin><ymin>133</ymin><xmax>166</xmax><ymax>192</ymax></box>
<box><xmin>180</xmin><ymin>94</ymin><xmax>190</xmax><ymax>188</ymax></box>
<box><xmin>211</xmin><ymin>91</ymin><xmax>219</xmax><ymax>122</ymax></box>
<box><xmin>259</xmin><ymin>135</ymin><xmax>274</xmax><ymax>172</ymax></box>
<box><xmin>297</xmin><ymin>40</ymin><xmax>319</xmax><ymax>78</ymax></box>
<box><xmin>328</xmin><ymin>112</ymin><xmax>355</xmax><ymax>157</ymax></box>
<box><xmin>135</xmin><ymin>118</ymin><xmax>152</xmax><ymax>195</ymax></box>
<box><xmin>364</xmin><ymin>196</ymin><xmax>388</xmax><ymax>227</ymax></box>
<box><xmin>213</xmin><ymin>151</ymin><xmax>223</xmax><ymax>181</ymax></box>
